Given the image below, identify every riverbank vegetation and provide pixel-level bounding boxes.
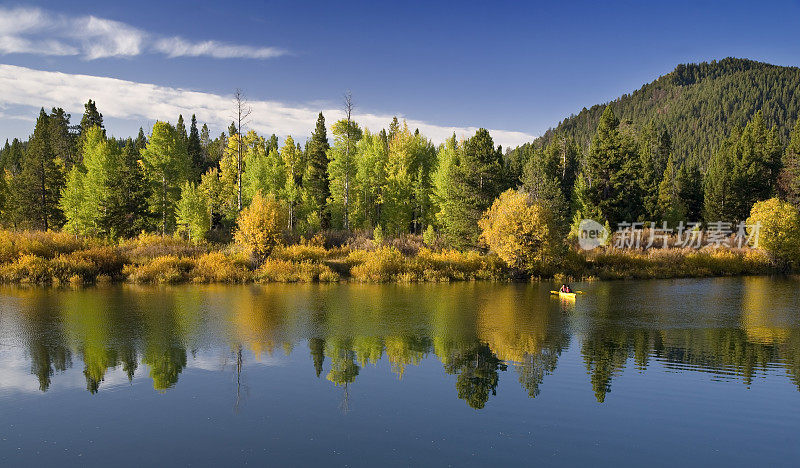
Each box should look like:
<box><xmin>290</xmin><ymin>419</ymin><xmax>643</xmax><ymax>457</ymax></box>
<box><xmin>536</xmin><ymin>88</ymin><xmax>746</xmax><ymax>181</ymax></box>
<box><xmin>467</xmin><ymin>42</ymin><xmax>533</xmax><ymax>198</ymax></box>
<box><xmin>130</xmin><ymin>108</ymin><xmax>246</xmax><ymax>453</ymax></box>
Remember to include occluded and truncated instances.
<box><xmin>2</xmin><ymin>58</ymin><xmax>800</xmax><ymax>284</ymax></box>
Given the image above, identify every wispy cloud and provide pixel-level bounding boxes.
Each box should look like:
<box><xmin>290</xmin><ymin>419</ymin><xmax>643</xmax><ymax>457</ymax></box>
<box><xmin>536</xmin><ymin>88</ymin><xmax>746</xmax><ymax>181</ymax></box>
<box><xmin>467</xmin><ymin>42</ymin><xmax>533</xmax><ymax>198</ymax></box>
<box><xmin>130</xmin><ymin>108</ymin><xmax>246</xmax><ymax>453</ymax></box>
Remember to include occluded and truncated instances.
<box><xmin>0</xmin><ymin>64</ymin><xmax>535</xmax><ymax>147</ymax></box>
<box><xmin>0</xmin><ymin>6</ymin><xmax>287</xmax><ymax>60</ymax></box>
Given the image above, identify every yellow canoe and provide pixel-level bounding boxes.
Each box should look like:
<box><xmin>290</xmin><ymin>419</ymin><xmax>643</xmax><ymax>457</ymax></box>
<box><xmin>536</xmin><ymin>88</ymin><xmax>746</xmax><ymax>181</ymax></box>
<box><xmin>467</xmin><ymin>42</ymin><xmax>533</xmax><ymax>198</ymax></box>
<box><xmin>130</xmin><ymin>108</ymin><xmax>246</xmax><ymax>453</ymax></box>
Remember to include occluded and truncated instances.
<box><xmin>550</xmin><ymin>290</ymin><xmax>578</xmax><ymax>299</ymax></box>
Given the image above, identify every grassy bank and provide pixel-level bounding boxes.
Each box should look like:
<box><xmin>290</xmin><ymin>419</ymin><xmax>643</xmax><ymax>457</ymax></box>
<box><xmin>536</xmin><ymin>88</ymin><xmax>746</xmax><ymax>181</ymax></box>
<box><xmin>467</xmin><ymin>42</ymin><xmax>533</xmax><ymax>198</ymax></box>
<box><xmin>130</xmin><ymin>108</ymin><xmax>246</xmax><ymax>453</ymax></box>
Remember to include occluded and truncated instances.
<box><xmin>0</xmin><ymin>230</ymin><xmax>778</xmax><ymax>286</ymax></box>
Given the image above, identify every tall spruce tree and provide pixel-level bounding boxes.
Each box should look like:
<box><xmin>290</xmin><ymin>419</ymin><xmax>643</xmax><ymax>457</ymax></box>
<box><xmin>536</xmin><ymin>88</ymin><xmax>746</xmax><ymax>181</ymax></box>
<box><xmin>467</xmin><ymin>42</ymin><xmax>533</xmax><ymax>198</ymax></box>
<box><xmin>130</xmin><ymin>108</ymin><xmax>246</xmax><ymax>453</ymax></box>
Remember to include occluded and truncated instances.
<box><xmin>187</xmin><ymin>115</ymin><xmax>204</xmax><ymax>182</ymax></box>
<box><xmin>305</xmin><ymin>112</ymin><xmax>332</xmax><ymax>230</ymax></box>
<box><xmin>780</xmin><ymin>119</ymin><xmax>800</xmax><ymax>209</ymax></box>
<box><xmin>439</xmin><ymin>128</ymin><xmax>507</xmax><ymax>248</ymax></box>
<box><xmin>101</xmin><ymin>139</ymin><xmax>152</xmax><ymax>237</ymax></box>
<box><xmin>10</xmin><ymin>109</ymin><xmax>65</xmax><ymax>230</ymax></box>
<box><xmin>584</xmin><ymin>106</ymin><xmax>642</xmax><ymax>226</ymax></box>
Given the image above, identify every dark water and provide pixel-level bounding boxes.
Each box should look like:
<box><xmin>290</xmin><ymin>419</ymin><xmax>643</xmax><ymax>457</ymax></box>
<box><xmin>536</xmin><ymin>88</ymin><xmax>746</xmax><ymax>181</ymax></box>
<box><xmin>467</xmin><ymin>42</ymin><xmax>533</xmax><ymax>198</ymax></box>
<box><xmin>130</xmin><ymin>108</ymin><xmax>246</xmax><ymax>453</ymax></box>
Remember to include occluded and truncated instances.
<box><xmin>1</xmin><ymin>277</ymin><xmax>799</xmax><ymax>466</ymax></box>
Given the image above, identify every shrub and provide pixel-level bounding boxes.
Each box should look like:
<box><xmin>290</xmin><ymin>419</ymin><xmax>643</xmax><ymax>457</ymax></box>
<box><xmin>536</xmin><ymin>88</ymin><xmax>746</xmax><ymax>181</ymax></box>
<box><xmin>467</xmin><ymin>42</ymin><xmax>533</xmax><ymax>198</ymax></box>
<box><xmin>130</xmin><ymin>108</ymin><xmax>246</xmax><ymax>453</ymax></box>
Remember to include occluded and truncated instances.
<box><xmin>255</xmin><ymin>259</ymin><xmax>339</xmax><ymax>283</ymax></box>
<box><xmin>121</xmin><ymin>233</ymin><xmax>207</xmax><ymax>261</ymax></box>
<box><xmin>192</xmin><ymin>252</ymin><xmax>250</xmax><ymax>283</ymax></box>
<box><xmin>0</xmin><ymin>254</ymin><xmax>51</xmax><ymax>283</ymax></box>
<box><xmin>0</xmin><ymin>230</ymin><xmax>87</xmax><ymax>262</ymax></box>
<box><xmin>350</xmin><ymin>247</ymin><xmax>405</xmax><ymax>282</ymax></box>
<box><xmin>235</xmin><ymin>192</ymin><xmax>286</xmax><ymax>260</ymax></box>
<box><xmin>124</xmin><ymin>255</ymin><xmax>195</xmax><ymax>284</ymax></box>
<box><xmin>479</xmin><ymin>189</ymin><xmax>564</xmax><ymax>274</ymax></box>
<box><xmin>746</xmin><ymin>198</ymin><xmax>800</xmax><ymax>269</ymax></box>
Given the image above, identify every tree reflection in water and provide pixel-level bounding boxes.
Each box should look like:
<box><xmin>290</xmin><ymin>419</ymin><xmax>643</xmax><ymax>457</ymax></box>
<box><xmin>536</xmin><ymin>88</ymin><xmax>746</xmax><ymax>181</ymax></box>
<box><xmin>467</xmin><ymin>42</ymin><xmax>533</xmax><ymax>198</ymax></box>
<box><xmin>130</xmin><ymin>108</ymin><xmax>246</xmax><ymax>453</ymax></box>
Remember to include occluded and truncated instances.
<box><xmin>2</xmin><ymin>277</ymin><xmax>800</xmax><ymax>409</ymax></box>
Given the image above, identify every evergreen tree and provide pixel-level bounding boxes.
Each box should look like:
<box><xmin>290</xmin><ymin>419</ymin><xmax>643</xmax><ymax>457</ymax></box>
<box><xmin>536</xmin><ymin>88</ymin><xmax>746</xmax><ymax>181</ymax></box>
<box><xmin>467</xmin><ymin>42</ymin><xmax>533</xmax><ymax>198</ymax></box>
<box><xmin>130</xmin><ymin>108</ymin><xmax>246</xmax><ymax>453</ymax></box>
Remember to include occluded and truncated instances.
<box><xmin>80</xmin><ymin>99</ymin><xmax>104</xmax><ymax>134</ymax></box>
<box><xmin>187</xmin><ymin>115</ymin><xmax>204</xmax><ymax>182</ymax></box>
<box><xmin>439</xmin><ymin>128</ymin><xmax>508</xmax><ymax>248</ymax></box>
<box><xmin>305</xmin><ymin>112</ymin><xmax>332</xmax><ymax>230</ymax></box>
<box><xmin>780</xmin><ymin>119</ymin><xmax>800</xmax><ymax>209</ymax></box>
<box><xmin>135</xmin><ymin>127</ymin><xmax>147</xmax><ymax>151</ymax></box>
<box><xmin>638</xmin><ymin>122</ymin><xmax>672</xmax><ymax>219</ymax></box>
<box><xmin>584</xmin><ymin>106</ymin><xmax>642</xmax><ymax>226</ymax></box>
<box><xmin>655</xmin><ymin>154</ymin><xmax>686</xmax><ymax>226</ymax></box>
<box><xmin>176</xmin><ymin>115</ymin><xmax>188</xmax><ymax>145</ymax></box>
<box><xmin>100</xmin><ymin>139</ymin><xmax>152</xmax><ymax>237</ymax></box>
<box><xmin>0</xmin><ymin>138</ymin><xmax>23</xmax><ymax>174</ymax></box>
<box><xmin>48</xmin><ymin>108</ymin><xmax>76</xmax><ymax>169</ymax></box>
<box><xmin>703</xmin><ymin>138</ymin><xmax>734</xmax><ymax>222</ymax></box>
<box><xmin>9</xmin><ymin>109</ymin><xmax>65</xmax><ymax>230</ymax></box>
<box><xmin>676</xmin><ymin>162</ymin><xmax>703</xmax><ymax>221</ymax></box>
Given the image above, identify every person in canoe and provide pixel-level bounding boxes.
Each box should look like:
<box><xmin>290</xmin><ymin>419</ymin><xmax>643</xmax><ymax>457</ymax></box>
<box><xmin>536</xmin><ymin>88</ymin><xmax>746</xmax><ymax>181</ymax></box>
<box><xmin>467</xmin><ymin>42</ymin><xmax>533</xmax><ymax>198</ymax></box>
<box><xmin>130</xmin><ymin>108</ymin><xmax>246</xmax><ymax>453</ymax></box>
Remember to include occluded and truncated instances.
<box><xmin>559</xmin><ymin>284</ymin><xmax>573</xmax><ymax>293</ymax></box>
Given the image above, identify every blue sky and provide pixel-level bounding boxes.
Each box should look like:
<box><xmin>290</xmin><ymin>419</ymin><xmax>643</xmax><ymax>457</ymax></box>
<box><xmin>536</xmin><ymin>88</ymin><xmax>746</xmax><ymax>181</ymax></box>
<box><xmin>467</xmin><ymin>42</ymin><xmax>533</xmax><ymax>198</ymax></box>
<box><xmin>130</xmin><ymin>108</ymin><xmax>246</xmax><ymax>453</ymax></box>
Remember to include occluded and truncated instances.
<box><xmin>1</xmin><ymin>0</ymin><xmax>799</xmax><ymax>147</ymax></box>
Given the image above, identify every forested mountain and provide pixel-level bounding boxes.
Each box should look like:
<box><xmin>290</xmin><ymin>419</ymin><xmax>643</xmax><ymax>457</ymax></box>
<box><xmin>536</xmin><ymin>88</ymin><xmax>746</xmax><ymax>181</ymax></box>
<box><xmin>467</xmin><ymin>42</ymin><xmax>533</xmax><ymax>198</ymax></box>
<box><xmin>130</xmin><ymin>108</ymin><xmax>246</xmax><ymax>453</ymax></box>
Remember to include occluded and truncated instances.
<box><xmin>509</xmin><ymin>58</ymin><xmax>800</xmax><ymax>168</ymax></box>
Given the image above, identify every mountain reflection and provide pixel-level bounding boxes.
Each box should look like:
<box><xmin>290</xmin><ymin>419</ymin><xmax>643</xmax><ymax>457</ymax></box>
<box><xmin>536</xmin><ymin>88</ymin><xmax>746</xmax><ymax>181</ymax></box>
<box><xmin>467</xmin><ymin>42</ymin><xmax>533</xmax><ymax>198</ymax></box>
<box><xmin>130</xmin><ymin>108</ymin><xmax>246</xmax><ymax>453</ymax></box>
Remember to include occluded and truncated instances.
<box><xmin>2</xmin><ymin>278</ymin><xmax>800</xmax><ymax>408</ymax></box>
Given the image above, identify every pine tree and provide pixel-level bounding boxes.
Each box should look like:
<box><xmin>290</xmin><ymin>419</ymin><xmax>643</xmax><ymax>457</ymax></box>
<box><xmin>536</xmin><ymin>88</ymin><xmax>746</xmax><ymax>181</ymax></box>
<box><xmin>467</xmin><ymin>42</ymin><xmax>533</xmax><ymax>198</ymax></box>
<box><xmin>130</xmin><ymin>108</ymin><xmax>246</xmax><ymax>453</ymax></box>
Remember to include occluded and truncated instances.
<box><xmin>10</xmin><ymin>109</ymin><xmax>65</xmax><ymax>230</ymax></box>
<box><xmin>779</xmin><ymin>119</ymin><xmax>800</xmax><ymax>209</ymax></box>
<box><xmin>655</xmin><ymin>154</ymin><xmax>686</xmax><ymax>226</ymax></box>
<box><xmin>439</xmin><ymin>128</ymin><xmax>507</xmax><ymax>248</ymax></box>
<box><xmin>176</xmin><ymin>115</ymin><xmax>188</xmax><ymax>143</ymax></box>
<box><xmin>100</xmin><ymin>139</ymin><xmax>152</xmax><ymax>237</ymax></box>
<box><xmin>584</xmin><ymin>106</ymin><xmax>642</xmax><ymax>226</ymax></box>
<box><xmin>676</xmin><ymin>162</ymin><xmax>703</xmax><ymax>221</ymax></box>
<box><xmin>187</xmin><ymin>115</ymin><xmax>204</xmax><ymax>182</ymax></box>
<box><xmin>305</xmin><ymin>112</ymin><xmax>331</xmax><ymax>230</ymax></box>
<box><xmin>48</xmin><ymin>108</ymin><xmax>76</xmax><ymax>169</ymax></box>
<box><xmin>79</xmin><ymin>99</ymin><xmax>104</xmax><ymax>134</ymax></box>
<box><xmin>135</xmin><ymin>128</ymin><xmax>147</xmax><ymax>151</ymax></box>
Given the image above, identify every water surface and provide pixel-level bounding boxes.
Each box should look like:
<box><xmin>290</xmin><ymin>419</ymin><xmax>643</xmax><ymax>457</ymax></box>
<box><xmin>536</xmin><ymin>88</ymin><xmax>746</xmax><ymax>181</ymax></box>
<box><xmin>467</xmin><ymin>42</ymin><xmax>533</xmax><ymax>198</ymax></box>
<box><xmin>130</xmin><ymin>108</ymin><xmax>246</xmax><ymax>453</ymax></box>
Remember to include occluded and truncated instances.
<box><xmin>1</xmin><ymin>277</ymin><xmax>799</xmax><ymax>466</ymax></box>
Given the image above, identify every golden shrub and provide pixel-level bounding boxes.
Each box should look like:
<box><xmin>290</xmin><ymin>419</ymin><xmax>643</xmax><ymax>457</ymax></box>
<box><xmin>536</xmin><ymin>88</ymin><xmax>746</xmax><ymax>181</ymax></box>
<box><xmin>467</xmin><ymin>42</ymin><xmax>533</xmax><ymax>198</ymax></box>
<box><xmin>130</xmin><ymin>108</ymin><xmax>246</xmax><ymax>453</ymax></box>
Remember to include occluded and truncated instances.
<box><xmin>479</xmin><ymin>189</ymin><xmax>563</xmax><ymax>274</ymax></box>
<box><xmin>234</xmin><ymin>192</ymin><xmax>286</xmax><ymax>260</ymax></box>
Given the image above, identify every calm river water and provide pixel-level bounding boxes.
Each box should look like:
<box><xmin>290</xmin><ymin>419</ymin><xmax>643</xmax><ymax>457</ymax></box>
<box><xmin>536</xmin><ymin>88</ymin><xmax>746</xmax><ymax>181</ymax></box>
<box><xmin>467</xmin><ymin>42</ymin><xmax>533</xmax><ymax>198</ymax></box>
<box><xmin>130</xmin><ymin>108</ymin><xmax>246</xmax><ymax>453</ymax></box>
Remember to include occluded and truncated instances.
<box><xmin>1</xmin><ymin>277</ymin><xmax>799</xmax><ymax>466</ymax></box>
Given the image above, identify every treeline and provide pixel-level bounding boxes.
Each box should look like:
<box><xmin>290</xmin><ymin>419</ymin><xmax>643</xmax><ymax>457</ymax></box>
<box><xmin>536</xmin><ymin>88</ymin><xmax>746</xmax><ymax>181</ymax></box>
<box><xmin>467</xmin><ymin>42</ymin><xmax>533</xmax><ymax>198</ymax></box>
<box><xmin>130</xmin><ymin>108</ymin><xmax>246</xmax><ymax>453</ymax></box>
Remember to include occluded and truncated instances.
<box><xmin>0</xmin><ymin>100</ymin><xmax>515</xmax><ymax>250</ymax></box>
<box><xmin>518</xmin><ymin>57</ymin><xmax>800</xmax><ymax>167</ymax></box>
<box><xmin>2</xmin><ymin>66</ymin><xmax>800</xmax><ymax>260</ymax></box>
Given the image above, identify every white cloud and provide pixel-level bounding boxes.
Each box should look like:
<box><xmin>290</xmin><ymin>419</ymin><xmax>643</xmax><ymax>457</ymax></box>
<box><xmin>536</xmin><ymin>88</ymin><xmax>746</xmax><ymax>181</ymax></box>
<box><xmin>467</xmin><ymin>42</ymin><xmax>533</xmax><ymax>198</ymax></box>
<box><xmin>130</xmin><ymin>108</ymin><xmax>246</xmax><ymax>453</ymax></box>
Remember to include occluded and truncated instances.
<box><xmin>153</xmin><ymin>37</ymin><xmax>285</xmax><ymax>60</ymax></box>
<box><xmin>0</xmin><ymin>6</ymin><xmax>286</xmax><ymax>60</ymax></box>
<box><xmin>0</xmin><ymin>64</ymin><xmax>535</xmax><ymax>147</ymax></box>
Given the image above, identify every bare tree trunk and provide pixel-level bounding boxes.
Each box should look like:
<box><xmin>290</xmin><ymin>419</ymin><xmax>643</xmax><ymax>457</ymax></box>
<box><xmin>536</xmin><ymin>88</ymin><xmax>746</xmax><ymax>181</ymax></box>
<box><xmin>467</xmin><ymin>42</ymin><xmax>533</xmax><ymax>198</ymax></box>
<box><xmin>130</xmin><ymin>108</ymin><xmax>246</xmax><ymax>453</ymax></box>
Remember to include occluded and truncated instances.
<box><xmin>233</xmin><ymin>89</ymin><xmax>252</xmax><ymax>212</ymax></box>
<box><xmin>343</xmin><ymin>91</ymin><xmax>354</xmax><ymax>231</ymax></box>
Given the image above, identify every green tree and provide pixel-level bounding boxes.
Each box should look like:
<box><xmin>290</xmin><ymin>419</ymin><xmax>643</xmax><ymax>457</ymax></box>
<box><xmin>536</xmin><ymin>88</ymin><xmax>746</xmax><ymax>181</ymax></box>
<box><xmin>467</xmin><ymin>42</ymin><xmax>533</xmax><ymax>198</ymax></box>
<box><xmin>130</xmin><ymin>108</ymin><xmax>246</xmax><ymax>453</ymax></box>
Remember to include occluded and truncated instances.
<box><xmin>305</xmin><ymin>113</ymin><xmax>331</xmax><ymax>230</ymax></box>
<box><xmin>328</xmin><ymin>117</ymin><xmax>363</xmax><ymax>230</ymax></box>
<box><xmin>61</xmin><ymin>126</ymin><xmax>118</xmax><ymax>235</ymax></box>
<box><xmin>779</xmin><ymin>119</ymin><xmax>800</xmax><ymax>209</ymax></box>
<box><xmin>79</xmin><ymin>99</ymin><xmax>104</xmax><ymax>135</ymax></box>
<box><xmin>676</xmin><ymin>162</ymin><xmax>703</xmax><ymax>221</ymax></box>
<box><xmin>141</xmin><ymin>121</ymin><xmax>190</xmax><ymax>235</ymax></box>
<box><xmin>439</xmin><ymin>128</ymin><xmax>508</xmax><ymax>248</ymax></box>
<box><xmin>187</xmin><ymin>115</ymin><xmax>204</xmax><ymax>182</ymax></box>
<box><xmin>176</xmin><ymin>181</ymin><xmax>210</xmax><ymax>242</ymax></box>
<box><xmin>353</xmin><ymin>129</ymin><xmax>388</xmax><ymax>229</ymax></box>
<box><xmin>9</xmin><ymin>109</ymin><xmax>65</xmax><ymax>230</ymax></box>
<box><xmin>100</xmin><ymin>139</ymin><xmax>152</xmax><ymax>237</ymax></box>
<box><xmin>655</xmin><ymin>154</ymin><xmax>687</xmax><ymax>226</ymax></box>
<box><xmin>584</xmin><ymin>106</ymin><xmax>642</xmax><ymax>226</ymax></box>
<box><xmin>281</xmin><ymin>136</ymin><xmax>304</xmax><ymax>231</ymax></box>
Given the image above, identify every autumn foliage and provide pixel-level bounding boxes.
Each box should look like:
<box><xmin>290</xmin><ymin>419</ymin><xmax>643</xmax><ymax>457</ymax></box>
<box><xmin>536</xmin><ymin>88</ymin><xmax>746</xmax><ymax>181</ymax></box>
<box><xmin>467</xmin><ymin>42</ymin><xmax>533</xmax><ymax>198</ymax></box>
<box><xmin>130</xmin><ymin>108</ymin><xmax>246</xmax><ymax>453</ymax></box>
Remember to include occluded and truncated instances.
<box><xmin>234</xmin><ymin>192</ymin><xmax>286</xmax><ymax>260</ymax></box>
